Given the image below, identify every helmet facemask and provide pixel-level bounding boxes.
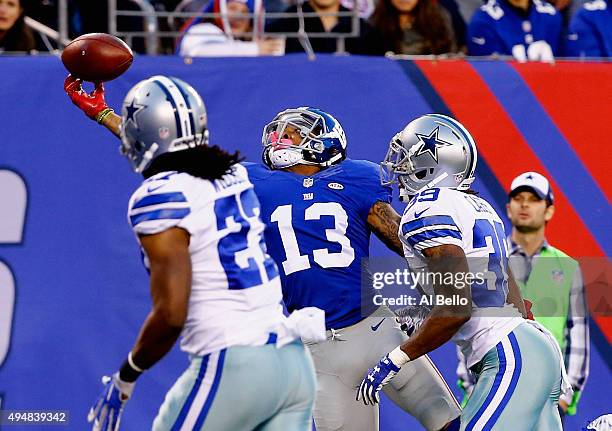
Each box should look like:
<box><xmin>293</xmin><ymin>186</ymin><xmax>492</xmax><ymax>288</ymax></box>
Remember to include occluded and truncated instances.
<box><xmin>380</xmin><ymin>114</ymin><xmax>478</xmax><ymax>201</ymax></box>
<box><xmin>262</xmin><ymin>108</ymin><xmax>346</xmax><ymax>169</ymax></box>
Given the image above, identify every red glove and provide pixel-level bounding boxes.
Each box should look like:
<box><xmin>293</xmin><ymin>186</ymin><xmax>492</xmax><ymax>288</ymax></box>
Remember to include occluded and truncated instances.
<box><xmin>523</xmin><ymin>299</ymin><xmax>535</xmax><ymax>320</ymax></box>
<box><xmin>64</xmin><ymin>75</ymin><xmax>113</xmax><ymax>123</ymax></box>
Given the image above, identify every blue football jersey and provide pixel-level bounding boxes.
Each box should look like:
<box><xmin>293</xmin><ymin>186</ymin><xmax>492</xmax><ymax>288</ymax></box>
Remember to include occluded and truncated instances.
<box><xmin>468</xmin><ymin>0</ymin><xmax>562</xmax><ymax>61</ymax></box>
<box><xmin>566</xmin><ymin>0</ymin><xmax>612</xmax><ymax>57</ymax></box>
<box><xmin>245</xmin><ymin>159</ymin><xmax>392</xmax><ymax>329</ymax></box>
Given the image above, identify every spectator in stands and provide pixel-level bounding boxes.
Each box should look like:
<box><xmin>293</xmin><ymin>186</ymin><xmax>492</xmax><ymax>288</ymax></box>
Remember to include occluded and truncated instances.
<box><xmin>370</xmin><ymin>0</ymin><xmax>457</xmax><ymax>55</ymax></box>
<box><xmin>438</xmin><ymin>0</ymin><xmax>467</xmax><ymax>51</ymax></box>
<box><xmin>458</xmin><ymin>172</ymin><xmax>590</xmax><ymax>419</ymax></box>
<box><xmin>0</xmin><ymin>0</ymin><xmax>36</xmax><ymax>52</ymax></box>
<box><xmin>467</xmin><ymin>0</ymin><xmax>563</xmax><ymax>62</ymax></box>
<box><xmin>565</xmin><ymin>0</ymin><xmax>611</xmax><ymax>57</ymax></box>
<box><xmin>265</xmin><ymin>0</ymin><xmax>385</xmax><ymax>55</ymax></box>
<box><xmin>178</xmin><ymin>0</ymin><xmax>285</xmax><ymax>56</ymax></box>
<box><xmin>72</xmin><ymin>0</ymin><xmax>147</xmax><ymax>53</ymax></box>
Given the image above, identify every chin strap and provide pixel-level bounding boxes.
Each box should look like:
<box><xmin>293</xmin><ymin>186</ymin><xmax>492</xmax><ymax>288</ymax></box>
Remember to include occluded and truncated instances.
<box><xmin>268</xmin><ymin>148</ymin><xmax>304</xmax><ymax>169</ymax></box>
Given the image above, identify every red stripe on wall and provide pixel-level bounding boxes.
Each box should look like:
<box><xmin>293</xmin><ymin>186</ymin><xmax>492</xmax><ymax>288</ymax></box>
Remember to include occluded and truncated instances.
<box><xmin>512</xmin><ymin>62</ymin><xmax>612</xmax><ymax>203</ymax></box>
<box><xmin>415</xmin><ymin>59</ymin><xmax>611</xmax><ymax>341</ymax></box>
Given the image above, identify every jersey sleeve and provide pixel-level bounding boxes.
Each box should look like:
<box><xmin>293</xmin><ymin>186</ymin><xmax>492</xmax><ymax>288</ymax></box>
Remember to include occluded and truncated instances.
<box><xmin>399</xmin><ymin>189</ymin><xmax>464</xmax><ymax>253</ymax></box>
<box><xmin>128</xmin><ymin>175</ymin><xmax>192</xmax><ymax>236</ymax></box>
<box><xmin>566</xmin><ymin>8</ymin><xmax>604</xmax><ymax>57</ymax></box>
<box><xmin>467</xmin><ymin>11</ymin><xmax>506</xmax><ymax>56</ymax></box>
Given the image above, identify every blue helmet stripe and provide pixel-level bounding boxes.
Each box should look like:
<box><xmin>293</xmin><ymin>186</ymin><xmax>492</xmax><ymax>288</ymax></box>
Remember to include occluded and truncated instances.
<box><xmin>153</xmin><ymin>79</ymin><xmax>183</xmax><ymax>139</ymax></box>
<box><xmin>169</xmin><ymin>77</ymin><xmax>196</xmax><ymax>137</ymax></box>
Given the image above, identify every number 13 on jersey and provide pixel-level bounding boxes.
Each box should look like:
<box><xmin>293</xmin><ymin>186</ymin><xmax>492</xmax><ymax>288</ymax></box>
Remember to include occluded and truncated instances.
<box><xmin>270</xmin><ymin>203</ymin><xmax>355</xmax><ymax>275</ymax></box>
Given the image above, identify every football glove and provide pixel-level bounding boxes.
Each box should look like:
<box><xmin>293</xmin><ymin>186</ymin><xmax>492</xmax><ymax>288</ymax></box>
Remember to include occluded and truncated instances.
<box><xmin>64</xmin><ymin>75</ymin><xmax>113</xmax><ymax>123</ymax></box>
<box><xmin>87</xmin><ymin>373</ymin><xmax>135</xmax><ymax>431</ymax></box>
<box><xmin>395</xmin><ymin>305</ymin><xmax>430</xmax><ymax>337</ymax></box>
<box><xmin>356</xmin><ymin>354</ymin><xmax>401</xmax><ymax>405</ymax></box>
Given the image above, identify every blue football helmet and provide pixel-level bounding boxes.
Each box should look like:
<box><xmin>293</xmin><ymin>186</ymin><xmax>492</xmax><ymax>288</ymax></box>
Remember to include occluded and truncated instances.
<box><xmin>120</xmin><ymin>75</ymin><xmax>209</xmax><ymax>173</ymax></box>
<box><xmin>381</xmin><ymin>114</ymin><xmax>478</xmax><ymax>201</ymax></box>
<box><xmin>262</xmin><ymin>107</ymin><xmax>347</xmax><ymax>169</ymax></box>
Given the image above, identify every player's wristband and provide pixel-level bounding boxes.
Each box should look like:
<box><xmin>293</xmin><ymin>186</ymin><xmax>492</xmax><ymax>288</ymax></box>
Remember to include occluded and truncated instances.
<box><xmin>388</xmin><ymin>346</ymin><xmax>411</xmax><ymax>367</ymax></box>
<box><xmin>95</xmin><ymin>108</ymin><xmax>113</xmax><ymax>124</ymax></box>
<box><xmin>119</xmin><ymin>352</ymin><xmax>145</xmax><ymax>383</ymax></box>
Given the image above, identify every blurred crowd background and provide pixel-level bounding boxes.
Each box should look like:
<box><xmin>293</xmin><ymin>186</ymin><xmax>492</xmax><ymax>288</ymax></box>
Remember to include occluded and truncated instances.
<box><xmin>0</xmin><ymin>0</ymin><xmax>610</xmax><ymax>59</ymax></box>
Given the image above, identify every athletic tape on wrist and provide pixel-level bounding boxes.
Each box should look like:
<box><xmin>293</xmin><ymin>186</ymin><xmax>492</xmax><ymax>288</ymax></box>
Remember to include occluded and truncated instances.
<box><xmin>96</xmin><ymin>108</ymin><xmax>113</xmax><ymax>124</ymax></box>
<box><xmin>389</xmin><ymin>346</ymin><xmax>411</xmax><ymax>367</ymax></box>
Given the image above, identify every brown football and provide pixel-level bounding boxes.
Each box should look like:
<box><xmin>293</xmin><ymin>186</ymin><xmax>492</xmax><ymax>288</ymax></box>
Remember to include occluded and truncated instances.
<box><xmin>61</xmin><ymin>33</ymin><xmax>133</xmax><ymax>82</ymax></box>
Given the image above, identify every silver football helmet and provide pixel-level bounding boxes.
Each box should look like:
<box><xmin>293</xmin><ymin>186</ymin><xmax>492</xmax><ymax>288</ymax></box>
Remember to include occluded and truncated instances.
<box><xmin>120</xmin><ymin>75</ymin><xmax>209</xmax><ymax>173</ymax></box>
<box><xmin>381</xmin><ymin>114</ymin><xmax>477</xmax><ymax>201</ymax></box>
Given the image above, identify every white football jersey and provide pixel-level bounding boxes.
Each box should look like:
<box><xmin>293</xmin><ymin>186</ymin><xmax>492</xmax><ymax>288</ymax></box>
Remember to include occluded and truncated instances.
<box><xmin>399</xmin><ymin>187</ymin><xmax>523</xmax><ymax>367</ymax></box>
<box><xmin>127</xmin><ymin>164</ymin><xmax>286</xmax><ymax>356</ymax></box>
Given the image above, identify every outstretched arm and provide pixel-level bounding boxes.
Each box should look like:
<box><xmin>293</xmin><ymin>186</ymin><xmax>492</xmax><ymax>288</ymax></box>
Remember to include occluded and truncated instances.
<box><xmin>100</xmin><ymin>111</ymin><xmax>122</xmax><ymax>137</ymax></box>
<box><xmin>357</xmin><ymin>244</ymin><xmax>471</xmax><ymax>406</ymax></box>
<box><xmin>64</xmin><ymin>75</ymin><xmax>122</xmax><ymax>138</ymax></box>
<box><xmin>367</xmin><ymin>201</ymin><xmax>404</xmax><ymax>257</ymax></box>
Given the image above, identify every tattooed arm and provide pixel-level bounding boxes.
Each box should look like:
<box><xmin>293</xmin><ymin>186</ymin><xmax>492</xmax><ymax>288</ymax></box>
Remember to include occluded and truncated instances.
<box><xmin>398</xmin><ymin>244</ymin><xmax>472</xmax><ymax>361</ymax></box>
<box><xmin>367</xmin><ymin>201</ymin><xmax>404</xmax><ymax>257</ymax></box>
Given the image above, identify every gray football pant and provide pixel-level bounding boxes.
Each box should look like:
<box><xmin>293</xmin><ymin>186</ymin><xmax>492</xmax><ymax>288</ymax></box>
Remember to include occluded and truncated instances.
<box><xmin>306</xmin><ymin>307</ymin><xmax>461</xmax><ymax>431</ymax></box>
<box><xmin>460</xmin><ymin>322</ymin><xmax>563</xmax><ymax>431</ymax></box>
<box><xmin>152</xmin><ymin>341</ymin><xmax>316</xmax><ymax>431</ymax></box>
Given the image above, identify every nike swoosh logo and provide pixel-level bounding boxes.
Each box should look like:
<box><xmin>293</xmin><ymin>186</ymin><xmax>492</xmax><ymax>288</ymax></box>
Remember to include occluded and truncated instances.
<box><xmin>147</xmin><ymin>184</ymin><xmax>164</xmax><ymax>193</ymax></box>
<box><xmin>414</xmin><ymin>209</ymin><xmax>428</xmax><ymax>218</ymax></box>
<box><xmin>472</xmin><ymin>37</ymin><xmax>486</xmax><ymax>45</ymax></box>
<box><xmin>371</xmin><ymin>318</ymin><xmax>385</xmax><ymax>331</ymax></box>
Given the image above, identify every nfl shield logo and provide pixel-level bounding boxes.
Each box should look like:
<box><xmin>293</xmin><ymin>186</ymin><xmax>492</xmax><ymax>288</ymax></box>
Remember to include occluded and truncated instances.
<box><xmin>159</xmin><ymin>127</ymin><xmax>170</xmax><ymax>140</ymax></box>
<box><xmin>303</xmin><ymin>178</ymin><xmax>314</xmax><ymax>188</ymax></box>
<box><xmin>551</xmin><ymin>270</ymin><xmax>564</xmax><ymax>283</ymax></box>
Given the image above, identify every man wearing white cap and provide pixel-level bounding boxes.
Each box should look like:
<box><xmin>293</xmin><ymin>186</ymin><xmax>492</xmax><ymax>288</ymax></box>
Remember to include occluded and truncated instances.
<box><xmin>457</xmin><ymin>171</ymin><xmax>590</xmax><ymax>420</ymax></box>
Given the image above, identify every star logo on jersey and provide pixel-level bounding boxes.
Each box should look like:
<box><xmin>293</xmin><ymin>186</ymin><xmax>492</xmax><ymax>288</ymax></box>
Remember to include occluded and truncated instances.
<box><xmin>414</xmin><ymin>127</ymin><xmax>452</xmax><ymax>163</ymax></box>
<box><xmin>303</xmin><ymin>178</ymin><xmax>314</xmax><ymax>188</ymax></box>
<box><xmin>124</xmin><ymin>99</ymin><xmax>146</xmax><ymax>128</ymax></box>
